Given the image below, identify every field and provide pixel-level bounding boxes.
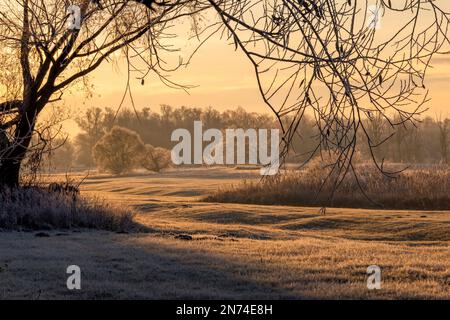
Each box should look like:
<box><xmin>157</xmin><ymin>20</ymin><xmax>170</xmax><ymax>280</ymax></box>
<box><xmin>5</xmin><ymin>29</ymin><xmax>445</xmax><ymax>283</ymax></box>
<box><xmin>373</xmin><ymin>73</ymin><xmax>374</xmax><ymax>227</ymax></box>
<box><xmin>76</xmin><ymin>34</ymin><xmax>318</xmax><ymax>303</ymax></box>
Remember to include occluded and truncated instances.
<box><xmin>0</xmin><ymin>167</ymin><xmax>449</xmax><ymax>299</ymax></box>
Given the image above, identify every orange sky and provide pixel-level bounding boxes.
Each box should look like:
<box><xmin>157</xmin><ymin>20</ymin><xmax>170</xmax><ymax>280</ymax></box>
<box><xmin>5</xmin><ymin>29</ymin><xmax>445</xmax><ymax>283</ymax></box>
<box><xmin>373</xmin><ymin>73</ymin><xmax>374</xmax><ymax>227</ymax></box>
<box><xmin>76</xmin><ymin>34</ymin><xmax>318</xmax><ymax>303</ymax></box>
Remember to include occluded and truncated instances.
<box><xmin>58</xmin><ymin>3</ymin><xmax>450</xmax><ymax>135</ymax></box>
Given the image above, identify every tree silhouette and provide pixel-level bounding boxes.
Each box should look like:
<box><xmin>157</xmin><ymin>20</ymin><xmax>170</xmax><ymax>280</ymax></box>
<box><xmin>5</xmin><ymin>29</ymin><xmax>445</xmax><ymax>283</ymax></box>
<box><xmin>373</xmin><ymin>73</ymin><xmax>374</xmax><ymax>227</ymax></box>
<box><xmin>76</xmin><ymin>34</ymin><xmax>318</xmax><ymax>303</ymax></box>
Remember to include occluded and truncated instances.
<box><xmin>0</xmin><ymin>0</ymin><xmax>195</xmax><ymax>185</ymax></box>
<box><xmin>0</xmin><ymin>0</ymin><xmax>449</xmax><ymax>186</ymax></box>
<box><xmin>436</xmin><ymin>114</ymin><xmax>449</xmax><ymax>164</ymax></box>
<box><xmin>197</xmin><ymin>0</ymin><xmax>449</xmax><ymax>189</ymax></box>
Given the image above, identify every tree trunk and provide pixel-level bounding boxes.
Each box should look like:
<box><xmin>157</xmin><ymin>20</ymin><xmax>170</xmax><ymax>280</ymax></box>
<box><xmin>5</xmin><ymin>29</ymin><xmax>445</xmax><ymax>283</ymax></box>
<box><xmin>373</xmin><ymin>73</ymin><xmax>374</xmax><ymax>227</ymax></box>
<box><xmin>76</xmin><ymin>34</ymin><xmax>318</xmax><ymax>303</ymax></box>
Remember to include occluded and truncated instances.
<box><xmin>0</xmin><ymin>157</ymin><xmax>22</xmax><ymax>187</ymax></box>
<box><xmin>0</xmin><ymin>109</ymin><xmax>36</xmax><ymax>187</ymax></box>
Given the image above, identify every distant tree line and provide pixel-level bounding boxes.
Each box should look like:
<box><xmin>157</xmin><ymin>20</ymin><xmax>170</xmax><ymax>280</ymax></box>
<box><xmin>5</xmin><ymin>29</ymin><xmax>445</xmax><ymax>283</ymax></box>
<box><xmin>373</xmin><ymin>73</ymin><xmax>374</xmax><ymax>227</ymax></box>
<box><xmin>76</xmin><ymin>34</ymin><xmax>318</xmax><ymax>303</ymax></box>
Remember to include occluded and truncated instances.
<box><xmin>46</xmin><ymin>106</ymin><xmax>449</xmax><ymax>172</ymax></box>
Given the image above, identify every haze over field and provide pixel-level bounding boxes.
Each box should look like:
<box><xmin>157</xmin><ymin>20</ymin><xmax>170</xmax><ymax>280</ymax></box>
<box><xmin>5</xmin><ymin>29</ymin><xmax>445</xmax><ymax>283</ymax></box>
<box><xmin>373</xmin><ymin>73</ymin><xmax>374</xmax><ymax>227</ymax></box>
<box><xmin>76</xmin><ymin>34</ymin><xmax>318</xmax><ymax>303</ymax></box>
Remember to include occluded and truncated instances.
<box><xmin>56</xmin><ymin>6</ymin><xmax>450</xmax><ymax>137</ymax></box>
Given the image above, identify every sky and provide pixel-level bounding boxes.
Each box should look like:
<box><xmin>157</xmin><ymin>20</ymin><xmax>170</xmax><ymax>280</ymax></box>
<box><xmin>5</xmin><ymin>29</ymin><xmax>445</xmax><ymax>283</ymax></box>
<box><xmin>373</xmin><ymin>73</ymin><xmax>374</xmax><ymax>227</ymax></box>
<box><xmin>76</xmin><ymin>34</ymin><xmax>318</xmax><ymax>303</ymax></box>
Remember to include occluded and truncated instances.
<box><xmin>58</xmin><ymin>2</ymin><xmax>450</xmax><ymax>135</ymax></box>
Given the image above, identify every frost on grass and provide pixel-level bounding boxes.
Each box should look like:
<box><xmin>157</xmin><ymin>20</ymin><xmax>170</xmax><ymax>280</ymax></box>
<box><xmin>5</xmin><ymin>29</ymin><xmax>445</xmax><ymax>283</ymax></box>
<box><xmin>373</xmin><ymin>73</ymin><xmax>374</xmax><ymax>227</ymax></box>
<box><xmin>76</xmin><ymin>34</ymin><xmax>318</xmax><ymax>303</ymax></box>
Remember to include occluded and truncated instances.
<box><xmin>207</xmin><ymin>163</ymin><xmax>450</xmax><ymax>210</ymax></box>
<box><xmin>0</xmin><ymin>187</ymin><xmax>136</xmax><ymax>231</ymax></box>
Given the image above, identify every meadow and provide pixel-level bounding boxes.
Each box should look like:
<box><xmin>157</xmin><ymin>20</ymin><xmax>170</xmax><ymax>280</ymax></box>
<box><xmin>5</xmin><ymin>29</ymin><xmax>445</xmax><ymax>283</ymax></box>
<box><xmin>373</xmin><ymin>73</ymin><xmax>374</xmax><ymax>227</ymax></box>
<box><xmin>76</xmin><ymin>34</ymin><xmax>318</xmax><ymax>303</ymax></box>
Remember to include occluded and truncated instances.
<box><xmin>207</xmin><ymin>163</ymin><xmax>450</xmax><ymax>210</ymax></box>
<box><xmin>0</xmin><ymin>167</ymin><xmax>448</xmax><ymax>299</ymax></box>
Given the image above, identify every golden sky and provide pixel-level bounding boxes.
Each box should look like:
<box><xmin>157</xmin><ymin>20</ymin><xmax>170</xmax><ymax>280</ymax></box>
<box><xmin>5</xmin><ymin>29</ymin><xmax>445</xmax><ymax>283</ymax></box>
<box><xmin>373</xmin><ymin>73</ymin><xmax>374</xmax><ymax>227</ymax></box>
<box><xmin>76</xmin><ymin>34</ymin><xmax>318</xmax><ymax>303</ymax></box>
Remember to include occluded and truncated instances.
<box><xmin>59</xmin><ymin>2</ymin><xmax>450</xmax><ymax>135</ymax></box>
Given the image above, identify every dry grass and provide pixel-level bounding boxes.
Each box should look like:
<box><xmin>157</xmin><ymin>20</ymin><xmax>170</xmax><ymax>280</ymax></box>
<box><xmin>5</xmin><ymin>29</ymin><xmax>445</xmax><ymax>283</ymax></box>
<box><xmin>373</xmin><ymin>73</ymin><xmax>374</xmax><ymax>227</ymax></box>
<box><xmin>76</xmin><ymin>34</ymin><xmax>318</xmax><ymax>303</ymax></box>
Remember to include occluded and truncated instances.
<box><xmin>206</xmin><ymin>164</ymin><xmax>450</xmax><ymax>210</ymax></box>
<box><xmin>0</xmin><ymin>187</ymin><xmax>136</xmax><ymax>232</ymax></box>
<box><xmin>0</xmin><ymin>230</ymin><xmax>448</xmax><ymax>299</ymax></box>
<box><xmin>0</xmin><ymin>168</ymin><xmax>448</xmax><ymax>299</ymax></box>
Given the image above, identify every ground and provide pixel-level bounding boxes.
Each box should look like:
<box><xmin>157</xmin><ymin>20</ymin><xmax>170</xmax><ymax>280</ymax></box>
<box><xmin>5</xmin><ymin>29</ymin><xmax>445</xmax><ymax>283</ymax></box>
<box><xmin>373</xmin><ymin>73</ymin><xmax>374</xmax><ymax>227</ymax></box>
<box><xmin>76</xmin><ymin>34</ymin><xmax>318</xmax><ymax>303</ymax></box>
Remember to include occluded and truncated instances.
<box><xmin>0</xmin><ymin>168</ymin><xmax>449</xmax><ymax>299</ymax></box>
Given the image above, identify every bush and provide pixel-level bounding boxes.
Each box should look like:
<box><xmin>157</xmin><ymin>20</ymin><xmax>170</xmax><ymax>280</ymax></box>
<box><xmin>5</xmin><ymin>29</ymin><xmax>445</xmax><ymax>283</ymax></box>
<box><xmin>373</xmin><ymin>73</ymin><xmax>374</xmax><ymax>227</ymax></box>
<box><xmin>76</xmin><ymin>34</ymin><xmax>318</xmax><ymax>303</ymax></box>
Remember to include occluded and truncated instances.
<box><xmin>0</xmin><ymin>187</ymin><xmax>137</xmax><ymax>231</ymax></box>
<box><xmin>93</xmin><ymin>126</ymin><xmax>145</xmax><ymax>175</ymax></box>
<box><xmin>141</xmin><ymin>145</ymin><xmax>171</xmax><ymax>172</ymax></box>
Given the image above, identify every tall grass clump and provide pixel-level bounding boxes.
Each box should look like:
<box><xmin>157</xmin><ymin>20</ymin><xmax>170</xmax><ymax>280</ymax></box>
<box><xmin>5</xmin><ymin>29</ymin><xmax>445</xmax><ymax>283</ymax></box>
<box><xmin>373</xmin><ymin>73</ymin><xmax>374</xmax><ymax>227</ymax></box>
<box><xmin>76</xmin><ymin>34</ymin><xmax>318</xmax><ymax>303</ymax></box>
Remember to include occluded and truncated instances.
<box><xmin>206</xmin><ymin>161</ymin><xmax>450</xmax><ymax>210</ymax></box>
<box><xmin>0</xmin><ymin>187</ymin><xmax>136</xmax><ymax>231</ymax></box>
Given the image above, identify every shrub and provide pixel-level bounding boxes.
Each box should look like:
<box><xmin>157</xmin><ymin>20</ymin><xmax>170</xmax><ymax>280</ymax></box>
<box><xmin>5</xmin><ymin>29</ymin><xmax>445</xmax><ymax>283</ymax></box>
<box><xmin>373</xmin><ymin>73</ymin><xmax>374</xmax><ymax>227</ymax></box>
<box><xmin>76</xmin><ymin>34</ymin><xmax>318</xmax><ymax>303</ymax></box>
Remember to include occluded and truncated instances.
<box><xmin>141</xmin><ymin>144</ymin><xmax>171</xmax><ymax>172</ymax></box>
<box><xmin>0</xmin><ymin>187</ymin><xmax>136</xmax><ymax>231</ymax></box>
<box><xmin>93</xmin><ymin>126</ymin><xmax>145</xmax><ymax>175</ymax></box>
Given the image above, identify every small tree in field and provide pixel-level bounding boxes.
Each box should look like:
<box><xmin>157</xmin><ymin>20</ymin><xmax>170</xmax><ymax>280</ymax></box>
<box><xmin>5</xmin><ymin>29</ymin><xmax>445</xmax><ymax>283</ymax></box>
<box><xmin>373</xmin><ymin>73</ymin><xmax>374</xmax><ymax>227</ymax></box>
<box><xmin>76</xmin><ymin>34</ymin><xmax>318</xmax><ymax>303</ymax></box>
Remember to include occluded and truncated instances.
<box><xmin>436</xmin><ymin>115</ymin><xmax>449</xmax><ymax>165</ymax></box>
<box><xmin>93</xmin><ymin>126</ymin><xmax>144</xmax><ymax>175</ymax></box>
<box><xmin>141</xmin><ymin>144</ymin><xmax>171</xmax><ymax>173</ymax></box>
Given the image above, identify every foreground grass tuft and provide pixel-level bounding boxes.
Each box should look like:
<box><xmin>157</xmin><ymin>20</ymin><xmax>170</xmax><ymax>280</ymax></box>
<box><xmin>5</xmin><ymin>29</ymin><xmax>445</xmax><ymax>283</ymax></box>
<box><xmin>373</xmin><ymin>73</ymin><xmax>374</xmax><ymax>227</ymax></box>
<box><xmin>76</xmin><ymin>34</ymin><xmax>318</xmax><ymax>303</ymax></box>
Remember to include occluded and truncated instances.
<box><xmin>0</xmin><ymin>187</ymin><xmax>136</xmax><ymax>231</ymax></box>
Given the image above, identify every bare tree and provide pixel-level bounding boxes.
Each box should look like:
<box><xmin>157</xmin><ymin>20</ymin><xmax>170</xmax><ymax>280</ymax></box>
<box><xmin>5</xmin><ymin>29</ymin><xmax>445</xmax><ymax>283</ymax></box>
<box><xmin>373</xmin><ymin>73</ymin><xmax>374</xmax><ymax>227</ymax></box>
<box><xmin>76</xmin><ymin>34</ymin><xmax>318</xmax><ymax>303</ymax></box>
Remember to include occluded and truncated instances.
<box><xmin>75</xmin><ymin>107</ymin><xmax>107</xmax><ymax>166</ymax></box>
<box><xmin>1</xmin><ymin>0</ymin><xmax>449</xmax><ymax>188</ymax></box>
<box><xmin>363</xmin><ymin>111</ymin><xmax>386</xmax><ymax>162</ymax></box>
<box><xmin>436</xmin><ymin>114</ymin><xmax>449</xmax><ymax>164</ymax></box>
<box><xmin>0</xmin><ymin>0</ymin><xmax>202</xmax><ymax>186</ymax></box>
<box><xmin>200</xmin><ymin>0</ymin><xmax>449</xmax><ymax>189</ymax></box>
